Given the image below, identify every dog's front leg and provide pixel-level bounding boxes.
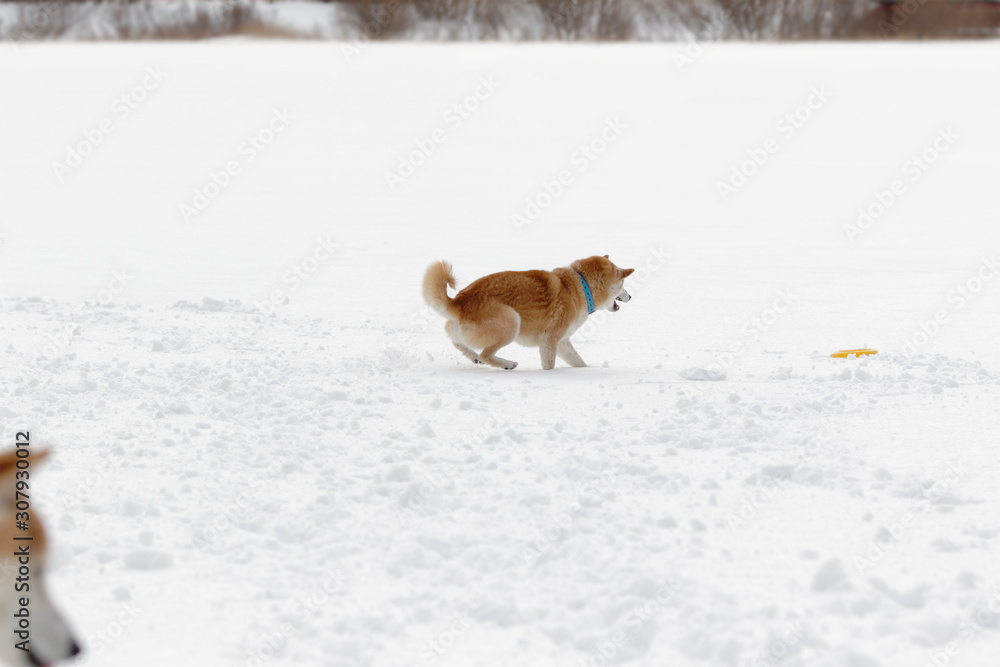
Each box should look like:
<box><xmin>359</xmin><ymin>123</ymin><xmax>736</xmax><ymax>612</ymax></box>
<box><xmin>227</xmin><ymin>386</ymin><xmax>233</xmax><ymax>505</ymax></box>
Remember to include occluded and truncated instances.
<box><xmin>539</xmin><ymin>337</ymin><xmax>558</xmax><ymax>370</ymax></box>
<box><xmin>556</xmin><ymin>339</ymin><xmax>586</xmax><ymax>367</ymax></box>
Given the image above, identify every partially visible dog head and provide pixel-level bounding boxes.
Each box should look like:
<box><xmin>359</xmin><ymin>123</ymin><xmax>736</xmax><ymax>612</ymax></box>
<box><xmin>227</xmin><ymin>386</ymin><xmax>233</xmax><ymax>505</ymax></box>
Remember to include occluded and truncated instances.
<box><xmin>571</xmin><ymin>255</ymin><xmax>635</xmax><ymax>312</ymax></box>
<box><xmin>0</xmin><ymin>449</ymin><xmax>80</xmax><ymax>667</ymax></box>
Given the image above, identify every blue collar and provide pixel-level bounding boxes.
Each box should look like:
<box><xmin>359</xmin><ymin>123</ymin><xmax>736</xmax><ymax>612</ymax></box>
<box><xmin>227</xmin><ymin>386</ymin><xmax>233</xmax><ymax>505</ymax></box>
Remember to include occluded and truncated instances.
<box><xmin>577</xmin><ymin>273</ymin><xmax>595</xmax><ymax>315</ymax></box>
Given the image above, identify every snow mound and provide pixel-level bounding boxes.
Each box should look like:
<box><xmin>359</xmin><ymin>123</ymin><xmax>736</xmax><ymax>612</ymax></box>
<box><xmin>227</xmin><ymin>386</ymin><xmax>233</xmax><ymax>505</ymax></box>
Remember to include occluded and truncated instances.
<box><xmin>679</xmin><ymin>367</ymin><xmax>727</xmax><ymax>381</ymax></box>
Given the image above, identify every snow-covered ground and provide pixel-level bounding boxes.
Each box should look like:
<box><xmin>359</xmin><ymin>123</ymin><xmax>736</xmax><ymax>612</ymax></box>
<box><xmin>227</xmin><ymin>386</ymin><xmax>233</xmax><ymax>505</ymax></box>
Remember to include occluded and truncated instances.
<box><xmin>1</xmin><ymin>42</ymin><xmax>999</xmax><ymax>667</ymax></box>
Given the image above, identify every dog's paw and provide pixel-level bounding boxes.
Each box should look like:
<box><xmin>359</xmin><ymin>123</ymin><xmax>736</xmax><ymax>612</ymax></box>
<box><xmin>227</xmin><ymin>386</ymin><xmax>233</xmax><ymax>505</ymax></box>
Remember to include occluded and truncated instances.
<box><xmin>503</xmin><ymin>361</ymin><xmax>518</xmax><ymax>370</ymax></box>
<box><xmin>473</xmin><ymin>358</ymin><xmax>483</xmax><ymax>364</ymax></box>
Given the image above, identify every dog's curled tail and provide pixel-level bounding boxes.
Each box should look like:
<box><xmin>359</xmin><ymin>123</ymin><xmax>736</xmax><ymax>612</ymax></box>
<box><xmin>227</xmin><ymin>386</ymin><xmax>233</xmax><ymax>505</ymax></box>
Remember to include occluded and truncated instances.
<box><xmin>422</xmin><ymin>261</ymin><xmax>459</xmax><ymax>321</ymax></box>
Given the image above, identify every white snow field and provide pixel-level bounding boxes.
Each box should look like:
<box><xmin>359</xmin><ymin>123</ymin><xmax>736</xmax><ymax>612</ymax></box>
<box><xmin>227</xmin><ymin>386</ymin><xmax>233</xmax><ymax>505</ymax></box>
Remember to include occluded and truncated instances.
<box><xmin>1</xmin><ymin>41</ymin><xmax>1000</xmax><ymax>667</ymax></box>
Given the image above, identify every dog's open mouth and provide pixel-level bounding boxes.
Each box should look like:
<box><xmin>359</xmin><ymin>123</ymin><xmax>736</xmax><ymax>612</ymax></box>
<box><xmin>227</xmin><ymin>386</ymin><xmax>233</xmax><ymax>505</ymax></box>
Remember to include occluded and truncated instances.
<box><xmin>609</xmin><ymin>291</ymin><xmax>630</xmax><ymax>313</ymax></box>
<box><xmin>27</xmin><ymin>651</ymin><xmax>50</xmax><ymax>667</ymax></box>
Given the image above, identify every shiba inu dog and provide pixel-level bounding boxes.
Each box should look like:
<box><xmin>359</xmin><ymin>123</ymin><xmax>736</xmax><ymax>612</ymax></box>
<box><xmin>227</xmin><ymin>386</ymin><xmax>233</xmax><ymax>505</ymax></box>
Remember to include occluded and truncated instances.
<box><xmin>0</xmin><ymin>448</ymin><xmax>80</xmax><ymax>666</ymax></box>
<box><xmin>423</xmin><ymin>255</ymin><xmax>634</xmax><ymax>370</ymax></box>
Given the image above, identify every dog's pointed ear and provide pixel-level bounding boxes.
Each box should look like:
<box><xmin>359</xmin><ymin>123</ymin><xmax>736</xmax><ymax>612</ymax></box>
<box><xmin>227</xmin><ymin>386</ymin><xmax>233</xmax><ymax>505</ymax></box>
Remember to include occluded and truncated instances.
<box><xmin>0</xmin><ymin>448</ymin><xmax>49</xmax><ymax>478</ymax></box>
<box><xmin>0</xmin><ymin>450</ymin><xmax>15</xmax><ymax>477</ymax></box>
<box><xmin>603</xmin><ymin>254</ymin><xmax>609</xmax><ymax>259</ymax></box>
<box><xmin>622</xmin><ymin>268</ymin><xmax>635</xmax><ymax>278</ymax></box>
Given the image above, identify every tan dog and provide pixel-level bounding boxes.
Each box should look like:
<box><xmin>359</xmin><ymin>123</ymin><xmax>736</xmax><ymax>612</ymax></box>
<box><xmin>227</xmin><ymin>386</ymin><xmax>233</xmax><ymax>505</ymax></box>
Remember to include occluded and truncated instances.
<box><xmin>0</xmin><ymin>447</ymin><xmax>80</xmax><ymax>666</ymax></box>
<box><xmin>423</xmin><ymin>255</ymin><xmax>634</xmax><ymax>370</ymax></box>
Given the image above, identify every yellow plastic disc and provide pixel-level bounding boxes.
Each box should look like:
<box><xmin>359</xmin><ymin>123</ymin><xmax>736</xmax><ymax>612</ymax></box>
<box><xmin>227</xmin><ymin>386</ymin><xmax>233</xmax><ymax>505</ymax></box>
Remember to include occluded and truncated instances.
<box><xmin>830</xmin><ymin>348</ymin><xmax>878</xmax><ymax>358</ymax></box>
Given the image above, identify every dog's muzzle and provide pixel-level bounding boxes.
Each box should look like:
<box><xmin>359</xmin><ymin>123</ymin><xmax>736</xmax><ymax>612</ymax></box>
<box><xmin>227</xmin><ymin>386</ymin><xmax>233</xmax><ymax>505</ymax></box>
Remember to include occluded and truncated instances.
<box><xmin>609</xmin><ymin>288</ymin><xmax>631</xmax><ymax>312</ymax></box>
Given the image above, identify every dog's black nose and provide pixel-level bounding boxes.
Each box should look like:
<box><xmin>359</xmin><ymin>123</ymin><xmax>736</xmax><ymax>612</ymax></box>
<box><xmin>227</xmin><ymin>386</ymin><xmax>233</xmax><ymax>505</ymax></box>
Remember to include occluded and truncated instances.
<box><xmin>70</xmin><ymin>640</ymin><xmax>82</xmax><ymax>657</ymax></box>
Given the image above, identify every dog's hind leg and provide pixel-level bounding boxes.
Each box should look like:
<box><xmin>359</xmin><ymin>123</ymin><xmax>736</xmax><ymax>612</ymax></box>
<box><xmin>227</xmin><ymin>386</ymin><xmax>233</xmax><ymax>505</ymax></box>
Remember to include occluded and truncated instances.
<box><xmin>480</xmin><ymin>344</ymin><xmax>518</xmax><ymax>370</ymax></box>
<box><xmin>477</xmin><ymin>306</ymin><xmax>520</xmax><ymax>370</ymax></box>
<box><xmin>454</xmin><ymin>343</ymin><xmax>483</xmax><ymax>364</ymax></box>
<box><xmin>556</xmin><ymin>339</ymin><xmax>587</xmax><ymax>368</ymax></box>
<box><xmin>445</xmin><ymin>321</ymin><xmax>482</xmax><ymax>364</ymax></box>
